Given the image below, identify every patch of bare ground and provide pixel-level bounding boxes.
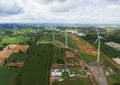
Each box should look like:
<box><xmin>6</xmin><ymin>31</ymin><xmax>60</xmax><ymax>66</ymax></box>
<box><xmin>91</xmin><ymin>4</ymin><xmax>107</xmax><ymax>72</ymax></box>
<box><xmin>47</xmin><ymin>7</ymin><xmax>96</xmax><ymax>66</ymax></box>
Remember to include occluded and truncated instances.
<box><xmin>71</xmin><ymin>35</ymin><xmax>98</xmax><ymax>56</ymax></box>
<box><xmin>0</xmin><ymin>44</ymin><xmax>29</xmax><ymax>66</ymax></box>
<box><xmin>8</xmin><ymin>61</ymin><xmax>24</xmax><ymax>68</ymax></box>
<box><xmin>65</xmin><ymin>50</ymin><xmax>75</xmax><ymax>57</ymax></box>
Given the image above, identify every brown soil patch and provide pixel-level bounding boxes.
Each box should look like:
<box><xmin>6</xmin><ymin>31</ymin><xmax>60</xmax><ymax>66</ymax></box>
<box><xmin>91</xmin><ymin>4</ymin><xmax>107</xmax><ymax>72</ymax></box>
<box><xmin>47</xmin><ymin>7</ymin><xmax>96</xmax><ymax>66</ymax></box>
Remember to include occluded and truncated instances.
<box><xmin>14</xmin><ymin>45</ymin><xmax>29</xmax><ymax>53</ymax></box>
<box><xmin>65</xmin><ymin>50</ymin><xmax>75</xmax><ymax>57</ymax></box>
<box><xmin>8</xmin><ymin>61</ymin><xmax>24</xmax><ymax>68</ymax></box>
<box><xmin>0</xmin><ymin>44</ymin><xmax>29</xmax><ymax>67</ymax></box>
<box><xmin>71</xmin><ymin>35</ymin><xmax>97</xmax><ymax>56</ymax></box>
<box><xmin>0</xmin><ymin>57</ymin><xmax>5</xmax><ymax>66</ymax></box>
<box><xmin>53</xmin><ymin>63</ymin><xmax>58</xmax><ymax>69</ymax></box>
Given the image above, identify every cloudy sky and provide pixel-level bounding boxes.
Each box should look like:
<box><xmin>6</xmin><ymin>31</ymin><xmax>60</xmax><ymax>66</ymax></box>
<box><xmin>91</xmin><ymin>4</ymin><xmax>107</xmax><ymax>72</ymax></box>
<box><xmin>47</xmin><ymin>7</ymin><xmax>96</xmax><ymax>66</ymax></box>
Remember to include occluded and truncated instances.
<box><xmin>0</xmin><ymin>0</ymin><xmax>120</xmax><ymax>23</ymax></box>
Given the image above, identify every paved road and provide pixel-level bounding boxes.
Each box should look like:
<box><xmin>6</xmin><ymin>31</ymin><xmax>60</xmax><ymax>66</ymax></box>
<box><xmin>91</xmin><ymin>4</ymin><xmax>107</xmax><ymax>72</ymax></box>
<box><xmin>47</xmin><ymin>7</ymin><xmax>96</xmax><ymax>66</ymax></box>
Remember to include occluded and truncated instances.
<box><xmin>89</xmin><ymin>64</ymin><xmax>109</xmax><ymax>85</ymax></box>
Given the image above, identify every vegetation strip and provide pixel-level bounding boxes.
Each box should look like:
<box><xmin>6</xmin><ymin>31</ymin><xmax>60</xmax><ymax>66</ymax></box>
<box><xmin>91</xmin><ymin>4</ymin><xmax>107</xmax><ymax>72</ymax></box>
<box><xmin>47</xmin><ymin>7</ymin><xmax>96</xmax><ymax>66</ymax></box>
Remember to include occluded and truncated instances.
<box><xmin>15</xmin><ymin>44</ymin><xmax>52</xmax><ymax>85</ymax></box>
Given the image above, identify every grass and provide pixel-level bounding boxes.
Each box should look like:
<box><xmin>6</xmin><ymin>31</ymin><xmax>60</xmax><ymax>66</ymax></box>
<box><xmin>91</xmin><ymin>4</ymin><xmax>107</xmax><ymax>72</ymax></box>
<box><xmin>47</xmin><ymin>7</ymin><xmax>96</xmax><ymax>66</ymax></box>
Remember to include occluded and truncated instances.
<box><xmin>15</xmin><ymin>44</ymin><xmax>52</xmax><ymax>85</ymax></box>
<box><xmin>53</xmin><ymin>77</ymin><xmax>92</xmax><ymax>85</ymax></box>
<box><xmin>69</xmin><ymin>35</ymin><xmax>97</xmax><ymax>63</ymax></box>
<box><xmin>2</xmin><ymin>36</ymin><xmax>30</xmax><ymax>44</ymax></box>
<box><xmin>55</xmin><ymin>34</ymin><xmax>76</xmax><ymax>49</ymax></box>
<box><xmin>52</xmin><ymin>43</ymin><xmax>65</xmax><ymax>64</ymax></box>
<box><xmin>101</xmin><ymin>55</ymin><xmax>120</xmax><ymax>85</ymax></box>
<box><xmin>0</xmin><ymin>53</ymin><xmax>28</xmax><ymax>85</ymax></box>
<box><xmin>7</xmin><ymin>53</ymin><xmax>27</xmax><ymax>63</ymax></box>
<box><xmin>81</xmin><ymin>35</ymin><xmax>120</xmax><ymax>85</ymax></box>
<box><xmin>0</xmin><ymin>66</ymin><xmax>18</xmax><ymax>85</ymax></box>
<box><xmin>38</xmin><ymin>35</ymin><xmax>52</xmax><ymax>42</ymax></box>
<box><xmin>96</xmin><ymin>42</ymin><xmax>120</xmax><ymax>58</ymax></box>
<box><xmin>82</xmin><ymin>34</ymin><xmax>120</xmax><ymax>58</ymax></box>
<box><xmin>80</xmin><ymin>53</ymin><xmax>97</xmax><ymax>63</ymax></box>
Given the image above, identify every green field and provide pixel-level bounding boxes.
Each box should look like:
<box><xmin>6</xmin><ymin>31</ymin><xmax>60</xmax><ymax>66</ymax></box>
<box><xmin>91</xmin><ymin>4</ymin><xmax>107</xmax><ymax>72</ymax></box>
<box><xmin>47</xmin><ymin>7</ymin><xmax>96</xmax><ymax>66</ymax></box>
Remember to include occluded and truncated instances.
<box><xmin>0</xmin><ymin>52</ymin><xmax>28</xmax><ymax>85</ymax></box>
<box><xmin>55</xmin><ymin>34</ymin><xmax>76</xmax><ymax>49</ymax></box>
<box><xmin>53</xmin><ymin>77</ymin><xmax>92</xmax><ymax>85</ymax></box>
<box><xmin>0</xmin><ymin>53</ymin><xmax>28</xmax><ymax>85</ymax></box>
<box><xmin>81</xmin><ymin>35</ymin><xmax>120</xmax><ymax>85</ymax></box>
<box><xmin>82</xmin><ymin>34</ymin><xmax>120</xmax><ymax>58</ymax></box>
<box><xmin>7</xmin><ymin>53</ymin><xmax>27</xmax><ymax>63</ymax></box>
<box><xmin>15</xmin><ymin>44</ymin><xmax>52</xmax><ymax>85</ymax></box>
<box><xmin>38</xmin><ymin>34</ymin><xmax>52</xmax><ymax>42</ymax></box>
<box><xmin>2</xmin><ymin>36</ymin><xmax>30</xmax><ymax>44</ymax></box>
<box><xmin>0</xmin><ymin>66</ymin><xmax>18</xmax><ymax>85</ymax></box>
<box><xmin>52</xmin><ymin>43</ymin><xmax>65</xmax><ymax>64</ymax></box>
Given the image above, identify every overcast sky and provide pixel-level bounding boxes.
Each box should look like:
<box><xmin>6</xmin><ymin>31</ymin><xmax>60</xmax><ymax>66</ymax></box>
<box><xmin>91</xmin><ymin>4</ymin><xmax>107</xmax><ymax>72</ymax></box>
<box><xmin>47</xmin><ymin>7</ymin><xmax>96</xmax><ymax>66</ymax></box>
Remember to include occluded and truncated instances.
<box><xmin>0</xmin><ymin>0</ymin><xmax>120</xmax><ymax>24</ymax></box>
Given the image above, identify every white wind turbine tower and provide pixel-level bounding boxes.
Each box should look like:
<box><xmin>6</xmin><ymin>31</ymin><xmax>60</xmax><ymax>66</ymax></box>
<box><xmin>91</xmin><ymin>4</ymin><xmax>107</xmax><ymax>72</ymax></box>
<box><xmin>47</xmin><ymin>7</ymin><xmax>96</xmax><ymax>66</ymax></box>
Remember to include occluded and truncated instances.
<box><xmin>85</xmin><ymin>26</ymin><xmax>88</xmax><ymax>34</ymax></box>
<box><xmin>95</xmin><ymin>29</ymin><xmax>105</xmax><ymax>63</ymax></box>
<box><xmin>52</xmin><ymin>26</ymin><xmax>55</xmax><ymax>41</ymax></box>
<box><xmin>14</xmin><ymin>25</ymin><xmax>18</xmax><ymax>34</ymax></box>
<box><xmin>38</xmin><ymin>25</ymin><xmax>39</xmax><ymax>31</ymax></box>
<box><xmin>93</xmin><ymin>26</ymin><xmax>96</xmax><ymax>34</ymax></box>
<box><xmin>65</xmin><ymin>25</ymin><xmax>68</xmax><ymax>48</ymax></box>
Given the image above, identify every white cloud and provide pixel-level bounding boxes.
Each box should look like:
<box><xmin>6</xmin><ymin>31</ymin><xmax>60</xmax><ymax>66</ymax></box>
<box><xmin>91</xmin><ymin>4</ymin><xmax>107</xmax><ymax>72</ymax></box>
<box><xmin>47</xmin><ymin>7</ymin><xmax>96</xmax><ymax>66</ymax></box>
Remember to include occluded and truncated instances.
<box><xmin>0</xmin><ymin>0</ymin><xmax>120</xmax><ymax>23</ymax></box>
<box><xmin>0</xmin><ymin>0</ymin><xmax>23</xmax><ymax>16</ymax></box>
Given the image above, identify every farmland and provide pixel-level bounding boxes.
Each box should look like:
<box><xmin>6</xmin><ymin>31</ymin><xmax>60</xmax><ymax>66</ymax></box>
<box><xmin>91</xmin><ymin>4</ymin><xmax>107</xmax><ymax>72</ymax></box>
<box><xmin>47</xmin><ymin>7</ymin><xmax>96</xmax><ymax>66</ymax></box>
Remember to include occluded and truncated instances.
<box><xmin>53</xmin><ymin>77</ymin><xmax>92</xmax><ymax>85</ymax></box>
<box><xmin>15</xmin><ymin>44</ymin><xmax>52</xmax><ymax>85</ymax></box>
<box><xmin>2</xmin><ymin>36</ymin><xmax>30</xmax><ymax>44</ymax></box>
<box><xmin>55</xmin><ymin>33</ymin><xmax>76</xmax><ymax>49</ymax></box>
<box><xmin>82</xmin><ymin>34</ymin><xmax>120</xmax><ymax>59</ymax></box>
<box><xmin>0</xmin><ymin>52</ymin><xmax>28</xmax><ymax>85</ymax></box>
<box><xmin>51</xmin><ymin>41</ymin><xmax>92</xmax><ymax>85</ymax></box>
<box><xmin>81</xmin><ymin>32</ymin><xmax>120</xmax><ymax>85</ymax></box>
<box><xmin>70</xmin><ymin>34</ymin><xmax>97</xmax><ymax>63</ymax></box>
<box><xmin>0</xmin><ymin>25</ymin><xmax>119</xmax><ymax>85</ymax></box>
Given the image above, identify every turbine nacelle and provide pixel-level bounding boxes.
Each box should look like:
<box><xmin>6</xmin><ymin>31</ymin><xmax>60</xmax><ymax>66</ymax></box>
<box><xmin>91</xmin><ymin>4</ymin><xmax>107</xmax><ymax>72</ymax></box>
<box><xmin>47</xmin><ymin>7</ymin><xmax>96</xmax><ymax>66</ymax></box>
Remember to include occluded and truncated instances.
<box><xmin>99</xmin><ymin>36</ymin><xmax>105</xmax><ymax>40</ymax></box>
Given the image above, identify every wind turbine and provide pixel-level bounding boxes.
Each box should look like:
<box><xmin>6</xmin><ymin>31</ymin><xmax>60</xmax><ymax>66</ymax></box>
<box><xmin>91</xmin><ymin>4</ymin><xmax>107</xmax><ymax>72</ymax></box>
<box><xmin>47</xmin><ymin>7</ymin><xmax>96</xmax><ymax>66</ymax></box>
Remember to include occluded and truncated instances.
<box><xmin>94</xmin><ymin>26</ymin><xmax>96</xmax><ymax>34</ymax></box>
<box><xmin>52</xmin><ymin>26</ymin><xmax>55</xmax><ymax>41</ymax></box>
<box><xmin>94</xmin><ymin>29</ymin><xmax>105</xmax><ymax>63</ymax></box>
<box><xmin>38</xmin><ymin>25</ymin><xmax>39</xmax><ymax>31</ymax></box>
<box><xmin>85</xmin><ymin>26</ymin><xmax>88</xmax><ymax>34</ymax></box>
<box><xmin>14</xmin><ymin>25</ymin><xmax>18</xmax><ymax>34</ymax></box>
<box><xmin>65</xmin><ymin>26</ymin><xmax>68</xmax><ymax>48</ymax></box>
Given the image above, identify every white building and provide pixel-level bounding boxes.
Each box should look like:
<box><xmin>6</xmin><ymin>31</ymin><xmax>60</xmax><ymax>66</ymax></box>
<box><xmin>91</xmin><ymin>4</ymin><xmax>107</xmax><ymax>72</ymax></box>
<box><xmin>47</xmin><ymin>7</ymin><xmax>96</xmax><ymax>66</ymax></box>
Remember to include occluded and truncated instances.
<box><xmin>52</xmin><ymin>69</ymin><xmax>62</xmax><ymax>77</ymax></box>
<box><xmin>72</xmin><ymin>32</ymin><xmax>86</xmax><ymax>36</ymax></box>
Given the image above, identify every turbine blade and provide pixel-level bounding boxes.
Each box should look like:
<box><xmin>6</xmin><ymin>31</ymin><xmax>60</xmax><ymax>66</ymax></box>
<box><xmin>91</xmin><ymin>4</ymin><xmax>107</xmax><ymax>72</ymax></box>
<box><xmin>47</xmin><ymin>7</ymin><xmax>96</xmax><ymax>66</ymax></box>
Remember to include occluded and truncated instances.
<box><xmin>96</xmin><ymin>29</ymin><xmax>99</xmax><ymax>37</ymax></box>
<box><xmin>100</xmin><ymin>36</ymin><xmax>106</xmax><ymax>40</ymax></box>
<box><xmin>94</xmin><ymin>38</ymin><xmax>99</xmax><ymax>44</ymax></box>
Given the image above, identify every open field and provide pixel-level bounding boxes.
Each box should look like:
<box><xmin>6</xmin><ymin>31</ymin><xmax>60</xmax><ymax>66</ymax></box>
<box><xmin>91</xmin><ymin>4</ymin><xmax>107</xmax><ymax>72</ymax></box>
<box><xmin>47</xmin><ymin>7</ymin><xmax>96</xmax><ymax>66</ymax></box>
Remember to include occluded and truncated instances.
<box><xmin>38</xmin><ymin>34</ymin><xmax>52</xmax><ymax>42</ymax></box>
<box><xmin>51</xmin><ymin>42</ymin><xmax>91</xmax><ymax>85</ymax></box>
<box><xmin>71</xmin><ymin>35</ymin><xmax>97</xmax><ymax>56</ymax></box>
<box><xmin>15</xmin><ymin>44</ymin><xmax>52</xmax><ymax>85</ymax></box>
<box><xmin>105</xmin><ymin>42</ymin><xmax>120</xmax><ymax>51</ymax></box>
<box><xmin>0</xmin><ymin>45</ymin><xmax>29</xmax><ymax>66</ymax></box>
<box><xmin>0</xmin><ymin>45</ymin><xmax>29</xmax><ymax>85</ymax></box>
<box><xmin>65</xmin><ymin>50</ymin><xmax>75</xmax><ymax>58</ymax></box>
<box><xmin>2</xmin><ymin>36</ymin><xmax>30</xmax><ymax>44</ymax></box>
<box><xmin>0</xmin><ymin>66</ymin><xmax>18</xmax><ymax>85</ymax></box>
<box><xmin>55</xmin><ymin>34</ymin><xmax>76</xmax><ymax>49</ymax></box>
<box><xmin>53</xmin><ymin>77</ymin><xmax>92</xmax><ymax>85</ymax></box>
<box><xmin>0</xmin><ymin>25</ymin><xmax>119</xmax><ymax>85</ymax></box>
<box><xmin>0</xmin><ymin>45</ymin><xmax>29</xmax><ymax>59</ymax></box>
<box><xmin>80</xmin><ymin>34</ymin><xmax>120</xmax><ymax>85</ymax></box>
<box><xmin>50</xmin><ymin>41</ymin><xmax>90</xmax><ymax>85</ymax></box>
<box><xmin>70</xmin><ymin>34</ymin><xmax>97</xmax><ymax>63</ymax></box>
